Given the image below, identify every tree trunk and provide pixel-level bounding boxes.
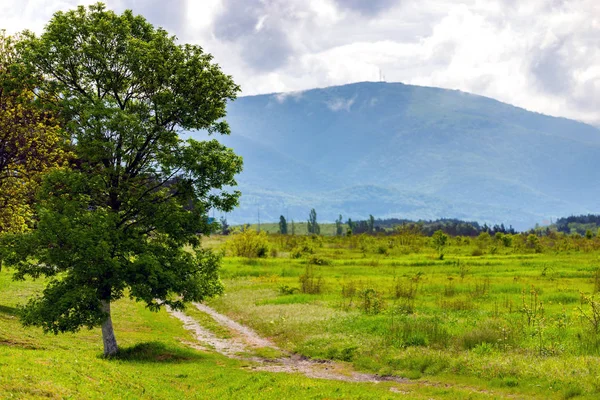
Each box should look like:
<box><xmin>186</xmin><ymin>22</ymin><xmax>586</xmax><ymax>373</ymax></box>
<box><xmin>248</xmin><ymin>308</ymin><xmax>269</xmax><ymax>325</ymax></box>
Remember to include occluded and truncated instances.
<box><xmin>100</xmin><ymin>300</ymin><xmax>118</xmax><ymax>357</ymax></box>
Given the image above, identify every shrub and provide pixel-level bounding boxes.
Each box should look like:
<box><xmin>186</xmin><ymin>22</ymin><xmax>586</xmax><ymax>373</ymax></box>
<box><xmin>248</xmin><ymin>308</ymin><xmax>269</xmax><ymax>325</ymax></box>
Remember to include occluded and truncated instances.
<box><xmin>307</xmin><ymin>255</ymin><xmax>331</xmax><ymax>265</ymax></box>
<box><xmin>393</xmin><ymin>278</ymin><xmax>418</xmax><ymax>300</ymax></box>
<box><xmin>299</xmin><ymin>265</ymin><xmax>323</xmax><ymax>294</ymax></box>
<box><xmin>376</xmin><ymin>245</ymin><xmax>389</xmax><ymax>255</ymax></box>
<box><xmin>388</xmin><ymin>316</ymin><xmax>450</xmax><ymax>348</ymax></box>
<box><xmin>358</xmin><ymin>287</ymin><xmax>386</xmax><ymax>315</ymax></box>
<box><xmin>471</xmin><ymin>248</ymin><xmax>484</xmax><ymax>257</ymax></box>
<box><xmin>290</xmin><ymin>242</ymin><xmax>315</xmax><ymax>259</ymax></box>
<box><xmin>460</xmin><ymin>321</ymin><xmax>510</xmax><ymax>350</ymax></box>
<box><xmin>431</xmin><ymin>230</ymin><xmax>448</xmax><ymax>260</ymax></box>
<box><xmin>227</xmin><ymin>227</ymin><xmax>270</xmax><ymax>258</ymax></box>
<box><xmin>526</xmin><ymin>234</ymin><xmax>542</xmax><ymax>253</ymax></box>
<box><xmin>279</xmin><ymin>285</ymin><xmax>299</xmax><ymax>295</ymax></box>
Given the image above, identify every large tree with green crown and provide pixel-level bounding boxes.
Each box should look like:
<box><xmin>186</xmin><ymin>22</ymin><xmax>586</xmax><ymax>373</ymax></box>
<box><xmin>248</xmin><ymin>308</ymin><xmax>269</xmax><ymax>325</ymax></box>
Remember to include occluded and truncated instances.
<box><xmin>2</xmin><ymin>2</ymin><xmax>242</xmax><ymax>356</ymax></box>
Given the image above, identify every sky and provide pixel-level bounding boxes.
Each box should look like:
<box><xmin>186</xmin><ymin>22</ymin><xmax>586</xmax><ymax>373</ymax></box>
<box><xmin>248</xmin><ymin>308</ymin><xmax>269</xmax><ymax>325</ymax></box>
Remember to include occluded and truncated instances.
<box><xmin>1</xmin><ymin>0</ymin><xmax>599</xmax><ymax>125</ymax></box>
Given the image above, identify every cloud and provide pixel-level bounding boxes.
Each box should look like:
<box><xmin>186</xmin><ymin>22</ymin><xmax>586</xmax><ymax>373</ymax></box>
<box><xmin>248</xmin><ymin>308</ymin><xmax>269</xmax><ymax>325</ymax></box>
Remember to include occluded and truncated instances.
<box><xmin>274</xmin><ymin>90</ymin><xmax>304</xmax><ymax>103</ymax></box>
<box><xmin>113</xmin><ymin>0</ymin><xmax>187</xmax><ymax>35</ymax></box>
<box><xmin>326</xmin><ymin>96</ymin><xmax>356</xmax><ymax>112</ymax></box>
<box><xmin>530</xmin><ymin>40</ymin><xmax>573</xmax><ymax>95</ymax></box>
<box><xmin>333</xmin><ymin>0</ymin><xmax>397</xmax><ymax>16</ymax></box>
<box><xmin>210</xmin><ymin>0</ymin><xmax>298</xmax><ymax>71</ymax></box>
<box><xmin>0</xmin><ymin>0</ymin><xmax>598</xmax><ymax>124</ymax></box>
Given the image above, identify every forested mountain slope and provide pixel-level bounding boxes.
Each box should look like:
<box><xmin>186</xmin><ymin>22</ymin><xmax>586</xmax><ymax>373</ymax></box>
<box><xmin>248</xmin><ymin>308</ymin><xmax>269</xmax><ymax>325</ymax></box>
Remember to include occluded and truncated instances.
<box><xmin>190</xmin><ymin>82</ymin><xmax>600</xmax><ymax>230</ymax></box>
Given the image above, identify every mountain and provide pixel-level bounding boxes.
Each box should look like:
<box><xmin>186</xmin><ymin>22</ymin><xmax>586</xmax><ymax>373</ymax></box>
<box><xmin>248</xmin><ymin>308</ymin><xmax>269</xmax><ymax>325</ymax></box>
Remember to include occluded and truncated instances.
<box><xmin>189</xmin><ymin>82</ymin><xmax>600</xmax><ymax>230</ymax></box>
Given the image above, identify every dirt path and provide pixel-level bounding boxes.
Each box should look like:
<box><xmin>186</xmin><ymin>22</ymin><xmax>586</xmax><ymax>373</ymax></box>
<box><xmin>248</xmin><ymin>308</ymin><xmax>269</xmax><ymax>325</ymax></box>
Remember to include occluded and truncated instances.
<box><xmin>168</xmin><ymin>304</ymin><xmax>527</xmax><ymax>398</ymax></box>
<box><xmin>168</xmin><ymin>303</ymin><xmax>410</xmax><ymax>384</ymax></box>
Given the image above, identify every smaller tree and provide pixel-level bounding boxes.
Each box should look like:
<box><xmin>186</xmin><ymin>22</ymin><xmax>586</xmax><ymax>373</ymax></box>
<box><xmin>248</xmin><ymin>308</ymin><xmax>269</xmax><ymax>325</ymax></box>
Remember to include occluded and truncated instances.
<box><xmin>219</xmin><ymin>217</ymin><xmax>231</xmax><ymax>235</ymax></box>
<box><xmin>431</xmin><ymin>230</ymin><xmax>448</xmax><ymax>260</ymax></box>
<box><xmin>279</xmin><ymin>215</ymin><xmax>288</xmax><ymax>234</ymax></box>
<box><xmin>368</xmin><ymin>214</ymin><xmax>375</xmax><ymax>234</ymax></box>
<box><xmin>335</xmin><ymin>214</ymin><xmax>343</xmax><ymax>236</ymax></box>
<box><xmin>347</xmin><ymin>218</ymin><xmax>355</xmax><ymax>231</ymax></box>
<box><xmin>307</xmin><ymin>208</ymin><xmax>320</xmax><ymax>235</ymax></box>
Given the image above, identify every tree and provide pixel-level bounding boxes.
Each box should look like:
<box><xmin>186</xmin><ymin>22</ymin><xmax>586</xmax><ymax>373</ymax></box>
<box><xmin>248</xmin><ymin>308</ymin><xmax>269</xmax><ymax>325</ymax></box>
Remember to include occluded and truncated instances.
<box><xmin>279</xmin><ymin>215</ymin><xmax>288</xmax><ymax>235</ymax></box>
<box><xmin>0</xmin><ymin>32</ymin><xmax>68</xmax><ymax>233</ymax></box>
<box><xmin>219</xmin><ymin>217</ymin><xmax>231</xmax><ymax>235</ymax></box>
<box><xmin>307</xmin><ymin>208</ymin><xmax>320</xmax><ymax>235</ymax></box>
<box><xmin>2</xmin><ymin>3</ymin><xmax>242</xmax><ymax>357</ymax></box>
<box><xmin>368</xmin><ymin>214</ymin><xmax>375</xmax><ymax>234</ymax></box>
<box><xmin>335</xmin><ymin>214</ymin><xmax>343</xmax><ymax>236</ymax></box>
<box><xmin>431</xmin><ymin>230</ymin><xmax>448</xmax><ymax>260</ymax></box>
<box><xmin>291</xmin><ymin>219</ymin><xmax>295</xmax><ymax>235</ymax></box>
<box><xmin>347</xmin><ymin>218</ymin><xmax>355</xmax><ymax>231</ymax></box>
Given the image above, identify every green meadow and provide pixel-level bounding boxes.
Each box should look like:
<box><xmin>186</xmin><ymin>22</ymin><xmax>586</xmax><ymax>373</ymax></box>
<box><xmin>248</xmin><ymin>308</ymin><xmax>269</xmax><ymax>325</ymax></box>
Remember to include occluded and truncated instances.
<box><xmin>207</xmin><ymin>231</ymin><xmax>600</xmax><ymax>399</ymax></box>
<box><xmin>3</xmin><ymin>230</ymin><xmax>600</xmax><ymax>399</ymax></box>
<box><xmin>1</xmin><ymin>268</ymin><xmax>483</xmax><ymax>399</ymax></box>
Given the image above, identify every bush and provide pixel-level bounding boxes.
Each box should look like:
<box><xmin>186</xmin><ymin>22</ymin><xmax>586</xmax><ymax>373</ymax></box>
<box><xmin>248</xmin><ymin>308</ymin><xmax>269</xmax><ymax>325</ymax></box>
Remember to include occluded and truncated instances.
<box><xmin>290</xmin><ymin>242</ymin><xmax>315</xmax><ymax>259</ymax></box>
<box><xmin>388</xmin><ymin>316</ymin><xmax>450</xmax><ymax>348</ymax></box>
<box><xmin>358</xmin><ymin>288</ymin><xmax>386</xmax><ymax>315</ymax></box>
<box><xmin>471</xmin><ymin>248</ymin><xmax>484</xmax><ymax>257</ymax></box>
<box><xmin>279</xmin><ymin>285</ymin><xmax>299</xmax><ymax>295</ymax></box>
<box><xmin>307</xmin><ymin>255</ymin><xmax>331</xmax><ymax>265</ymax></box>
<box><xmin>341</xmin><ymin>280</ymin><xmax>358</xmax><ymax>298</ymax></box>
<box><xmin>227</xmin><ymin>227</ymin><xmax>270</xmax><ymax>258</ymax></box>
<box><xmin>460</xmin><ymin>321</ymin><xmax>510</xmax><ymax>350</ymax></box>
<box><xmin>299</xmin><ymin>265</ymin><xmax>323</xmax><ymax>294</ymax></box>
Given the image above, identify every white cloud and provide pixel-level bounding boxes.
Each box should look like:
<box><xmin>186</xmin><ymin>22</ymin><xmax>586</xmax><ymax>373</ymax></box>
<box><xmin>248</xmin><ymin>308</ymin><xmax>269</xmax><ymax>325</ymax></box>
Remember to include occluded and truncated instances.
<box><xmin>0</xmin><ymin>0</ymin><xmax>97</xmax><ymax>34</ymax></box>
<box><xmin>1</xmin><ymin>0</ymin><xmax>598</xmax><ymax>124</ymax></box>
<box><xmin>274</xmin><ymin>90</ymin><xmax>304</xmax><ymax>103</ymax></box>
<box><xmin>326</xmin><ymin>96</ymin><xmax>356</xmax><ymax>112</ymax></box>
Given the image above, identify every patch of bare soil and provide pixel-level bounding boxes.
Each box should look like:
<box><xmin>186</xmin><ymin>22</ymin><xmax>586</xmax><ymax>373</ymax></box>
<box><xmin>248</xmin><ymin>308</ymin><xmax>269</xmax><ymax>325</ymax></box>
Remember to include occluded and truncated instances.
<box><xmin>169</xmin><ymin>304</ymin><xmax>524</xmax><ymax>398</ymax></box>
<box><xmin>168</xmin><ymin>303</ymin><xmax>410</xmax><ymax>384</ymax></box>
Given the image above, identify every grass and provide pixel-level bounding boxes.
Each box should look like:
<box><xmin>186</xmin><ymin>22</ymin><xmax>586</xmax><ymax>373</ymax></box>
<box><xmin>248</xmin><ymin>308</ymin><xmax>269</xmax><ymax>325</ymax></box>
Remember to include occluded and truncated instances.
<box><xmin>0</xmin><ymin>268</ymin><xmax>500</xmax><ymax>399</ymax></box>
<box><xmin>4</xmin><ymin>230</ymin><xmax>600</xmax><ymax>398</ymax></box>
<box><xmin>201</xmin><ymin>232</ymin><xmax>600</xmax><ymax>398</ymax></box>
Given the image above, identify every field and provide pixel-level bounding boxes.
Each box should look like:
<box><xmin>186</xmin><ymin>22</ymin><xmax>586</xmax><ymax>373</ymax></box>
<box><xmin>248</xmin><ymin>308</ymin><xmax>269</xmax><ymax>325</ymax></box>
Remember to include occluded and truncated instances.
<box><xmin>2</xmin><ymin>230</ymin><xmax>600</xmax><ymax>399</ymax></box>
<box><xmin>207</xmin><ymin>231</ymin><xmax>600</xmax><ymax>399</ymax></box>
<box><xmin>1</xmin><ymin>268</ymin><xmax>478</xmax><ymax>399</ymax></box>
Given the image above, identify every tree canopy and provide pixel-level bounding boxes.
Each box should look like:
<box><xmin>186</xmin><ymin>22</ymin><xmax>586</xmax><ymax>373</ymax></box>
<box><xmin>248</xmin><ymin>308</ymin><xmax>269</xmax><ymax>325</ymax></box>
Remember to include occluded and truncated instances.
<box><xmin>307</xmin><ymin>208</ymin><xmax>320</xmax><ymax>235</ymax></box>
<box><xmin>0</xmin><ymin>32</ymin><xmax>68</xmax><ymax>233</ymax></box>
<box><xmin>279</xmin><ymin>215</ymin><xmax>288</xmax><ymax>234</ymax></box>
<box><xmin>1</xmin><ymin>3</ymin><xmax>242</xmax><ymax>356</ymax></box>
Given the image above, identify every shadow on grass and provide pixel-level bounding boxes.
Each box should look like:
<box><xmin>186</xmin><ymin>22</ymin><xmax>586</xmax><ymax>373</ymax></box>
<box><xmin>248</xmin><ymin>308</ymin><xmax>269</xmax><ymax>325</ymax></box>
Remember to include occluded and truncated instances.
<box><xmin>108</xmin><ymin>341</ymin><xmax>206</xmax><ymax>364</ymax></box>
<box><xmin>0</xmin><ymin>304</ymin><xmax>19</xmax><ymax>317</ymax></box>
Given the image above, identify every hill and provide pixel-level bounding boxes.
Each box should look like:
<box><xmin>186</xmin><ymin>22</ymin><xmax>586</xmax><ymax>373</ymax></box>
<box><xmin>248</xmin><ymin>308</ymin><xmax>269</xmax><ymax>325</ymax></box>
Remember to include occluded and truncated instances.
<box><xmin>189</xmin><ymin>82</ymin><xmax>600</xmax><ymax>230</ymax></box>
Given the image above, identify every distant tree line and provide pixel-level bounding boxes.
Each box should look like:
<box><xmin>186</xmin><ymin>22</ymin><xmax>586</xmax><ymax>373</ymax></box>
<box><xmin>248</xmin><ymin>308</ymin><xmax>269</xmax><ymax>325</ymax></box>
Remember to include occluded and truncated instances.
<box><xmin>348</xmin><ymin>217</ymin><xmax>516</xmax><ymax>237</ymax></box>
<box><xmin>219</xmin><ymin>211</ymin><xmax>600</xmax><ymax>239</ymax></box>
<box><xmin>554</xmin><ymin>214</ymin><xmax>600</xmax><ymax>235</ymax></box>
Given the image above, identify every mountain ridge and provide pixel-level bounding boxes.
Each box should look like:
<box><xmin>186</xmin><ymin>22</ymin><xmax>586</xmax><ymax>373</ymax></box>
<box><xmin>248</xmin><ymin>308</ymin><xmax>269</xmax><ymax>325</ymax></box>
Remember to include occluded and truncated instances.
<box><xmin>190</xmin><ymin>81</ymin><xmax>600</xmax><ymax>230</ymax></box>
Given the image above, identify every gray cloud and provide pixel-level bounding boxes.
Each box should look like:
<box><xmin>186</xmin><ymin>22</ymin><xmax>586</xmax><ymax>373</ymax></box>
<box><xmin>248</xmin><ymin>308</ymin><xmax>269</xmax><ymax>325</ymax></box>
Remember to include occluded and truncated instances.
<box><xmin>333</xmin><ymin>0</ymin><xmax>398</xmax><ymax>15</ymax></box>
<box><xmin>212</xmin><ymin>0</ymin><xmax>296</xmax><ymax>71</ymax></box>
<box><xmin>213</xmin><ymin>1</ymin><xmax>261</xmax><ymax>41</ymax></box>
<box><xmin>117</xmin><ymin>0</ymin><xmax>187</xmax><ymax>36</ymax></box>
<box><xmin>530</xmin><ymin>41</ymin><xmax>573</xmax><ymax>95</ymax></box>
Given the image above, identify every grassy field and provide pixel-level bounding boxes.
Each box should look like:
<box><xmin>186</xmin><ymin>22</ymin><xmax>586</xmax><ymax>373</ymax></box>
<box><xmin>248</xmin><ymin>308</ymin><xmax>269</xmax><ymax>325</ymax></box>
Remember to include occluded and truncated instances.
<box><xmin>204</xmin><ymin>231</ymin><xmax>600</xmax><ymax>399</ymax></box>
<box><xmin>2</xmin><ymin>231</ymin><xmax>600</xmax><ymax>399</ymax></box>
<box><xmin>1</xmin><ymin>265</ymin><xmax>499</xmax><ymax>399</ymax></box>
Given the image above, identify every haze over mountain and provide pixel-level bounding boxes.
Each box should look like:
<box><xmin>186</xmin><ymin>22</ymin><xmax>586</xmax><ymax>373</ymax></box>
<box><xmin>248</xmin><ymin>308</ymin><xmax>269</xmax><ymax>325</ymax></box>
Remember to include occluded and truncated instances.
<box><xmin>190</xmin><ymin>82</ymin><xmax>600</xmax><ymax>230</ymax></box>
